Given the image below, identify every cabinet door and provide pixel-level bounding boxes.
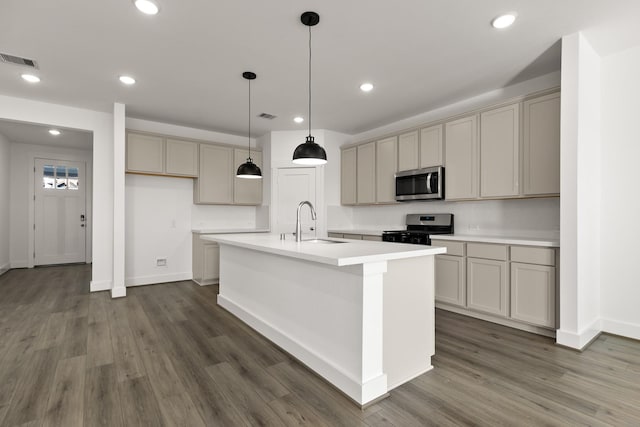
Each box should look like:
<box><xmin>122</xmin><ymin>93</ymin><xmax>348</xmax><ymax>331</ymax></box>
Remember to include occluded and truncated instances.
<box><xmin>195</xmin><ymin>144</ymin><xmax>233</xmax><ymax>204</ymax></box>
<box><xmin>445</xmin><ymin>115</ymin><xmax>478</xmax><ymax>200</ymax></box>
<box><xmin>511</xmin><ymin>262</ymin><xmax>556</xmax><ymax>327</ymax></box>
<box><xmin>233</xmin><ymin>149</ymin><xmax>263</xmax><ymax>205</ymax></box>
<box><xmin>327</xmin><ymin>232</ymin><xmax>344</xmax><ymax>238</ymax></box>
<box><xmin>357</xmin><ymin>142</ymin><xmax>376</xmax><ymax>204</ymax></box>
<box><xmin>203</xmin><ymin>243</ymin><xmax>220</xmax><ymax>282</ymax></box>
<box><xmin>420</xmin><ymin>124</ymin><xmax>443</xmax><ymax>168</ymax></box>
<box><xmin>341</xmin><ymin>147</ymin><xmax>357</xmax><ymax>205</ymax></box>
<box><xmin>375</xmin><ymin>136</ymin><xmax>398</xmax><ymax>203</ymax></box>
<box><xmin>467</xmin><ymin>257</ymin><xmax>508</xmax><ymax>316</ymax></box>
<box><xmin>435</xmin><ymin>255</ymin><xmax>466</xmax><ymax>306</ymax></box>
<box><xmin>398</xmin><ymin>130</ymin><xmax>419</xmax><ymax>171</ymax></box>
<box><xmin>342</xmin><ymin>233</ymin><xmax>363</xmax><ymax>240</ymax></box>
<box><xmin>166</xmin><ymin>138</ymin><xmax>198</xmax><ymax>177</ymax></box>
<box><xmin>523</xmin><ymin>92</ymin><xmax>560</xmax><ymax>195</ymax></box>
<box><xmin>127</xmin><ymin>133</ymin><xmax>164</xmax><ymax>174</ymax></box>
<box><xmin>480</xmin><ymin>103</ymin><xmax>520</xmax><ymax>198</ymax></box>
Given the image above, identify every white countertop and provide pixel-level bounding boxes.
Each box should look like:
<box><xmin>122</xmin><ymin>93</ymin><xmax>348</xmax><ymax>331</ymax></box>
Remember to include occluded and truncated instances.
<box><xmin>203</xmin><ymin>233</ymin><xmax>446</xmax><ymax>267</ymax></box>
<box><xmin>431</xmin><ymin>234</ymin><xmax>559</xmax><ymax>247</ymax></box>
<box><xmin>192</xmin><ymin>228</ymin><xmax>270</xmax><ymax>234</ymax></box>
<box><xmin>328</xmin><ymin>229</ymin><xmax>385</xmax><ymax>236</ymax></box>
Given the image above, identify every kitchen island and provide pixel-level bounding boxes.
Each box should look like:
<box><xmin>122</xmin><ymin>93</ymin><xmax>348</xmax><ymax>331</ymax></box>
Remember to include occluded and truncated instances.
<box><xmin>202</xmin><ymin>233</ymin><xmax>446</xmax><ymax>406</ymax></box>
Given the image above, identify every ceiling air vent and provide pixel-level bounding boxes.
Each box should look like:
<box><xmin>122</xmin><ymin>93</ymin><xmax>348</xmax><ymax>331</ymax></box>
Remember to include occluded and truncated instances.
<box><xmin>258</xmin><ymin>113</ymin><xmax>277</xmax><ymax>120</ymax></box>
<box><xmin>0</xmin><ymin>53</ymin><xmax>39</xmax><ymax>69</ymax></box>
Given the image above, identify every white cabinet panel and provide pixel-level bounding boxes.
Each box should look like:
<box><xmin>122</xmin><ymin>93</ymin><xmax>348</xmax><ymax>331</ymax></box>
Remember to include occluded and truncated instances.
<box><xmin>375</xmin><ymin>136</ymin><xmax>398</xmax><ymax>203</ymax></box>
<box><xmin>341</xmin><ymin>147</ymin><xmax>357</xmax><ymax>205</ymax></box>
<box><xmin>127</xmin><ymin>133</ymin><xmax>164</xmax><ymax>174</ymax></box>
<box><xmin>357</xmin><ymin>142</ymin><xmax>376</xmax><ymax>204</ymax></box>
<box><xmin>480</xmin><ymin>103</ymin><xmax>520</xmax><ymax>198</ymax></box>
<box><xmin>445</xmin><ymin>115</ymin><xmax>478</xmax><ymax>200</ymax></box>
<box><xmin>523</xmin><ymin>92</ymin><xmax>561</xmax><ymax>195</ymax></box>
<box><xmin>511</xmin><ymin>262</ymin><xmax>555</xmax><ymax>327</ymax></box>
<box><xmin>420</xmin><ymin>124</ymin><xmax>443</xmax><ymax>168</ymax></box>
<box><xmin>467</xmin><ymin>257</ymin><xmax>508</xmax><ymax>317</ymax></box>
<box><xmin>398</xmin><ymin>130</ymin><xmax>419</xmax><ymax>171</ymax></box>
<box><xmin>195</xmin><ymin>144</ymin><xmax>234</xmax><ymax>204</ymax></box>
<box><xmin>435</xmin><ymin>255</ymin><xmax>466</xmax><ymax>307</ymax></box>
<box><xmin>166</xmin><ymin>138</ymin><xmax>198</xmax><ymax>177</ymax></box>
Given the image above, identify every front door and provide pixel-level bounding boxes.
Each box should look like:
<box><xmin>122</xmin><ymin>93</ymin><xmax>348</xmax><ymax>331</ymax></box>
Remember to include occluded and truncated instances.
<box><xmin>275</xmin><ymin>167</ymin><xmax>317</xmax><ymax>237</ymax></box>
<box><xmin>34</xmin><ymin>158</ymin><xmax>87</xmax><ymax>265</ymax></box>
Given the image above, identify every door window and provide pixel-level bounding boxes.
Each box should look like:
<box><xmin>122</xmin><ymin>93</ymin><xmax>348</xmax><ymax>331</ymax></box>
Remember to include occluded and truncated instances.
<box><xmin>42</xmin><ymin>164</ymin><xmax>79</xmax><ymax>191</ymax></box>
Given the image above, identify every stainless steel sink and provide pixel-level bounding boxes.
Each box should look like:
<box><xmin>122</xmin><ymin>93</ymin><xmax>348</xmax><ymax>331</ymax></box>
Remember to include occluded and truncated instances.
<box><xmin>302</xmin><ymin>239</ymin><xmax>347</xmax><ymax>244</ymax></box>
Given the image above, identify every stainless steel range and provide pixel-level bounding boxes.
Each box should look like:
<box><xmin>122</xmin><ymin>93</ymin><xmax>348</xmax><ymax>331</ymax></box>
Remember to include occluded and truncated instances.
<box><xmin>382</xmin><ymin>213</ymin><xmax>454</xmax><ymax>245</ymax></box>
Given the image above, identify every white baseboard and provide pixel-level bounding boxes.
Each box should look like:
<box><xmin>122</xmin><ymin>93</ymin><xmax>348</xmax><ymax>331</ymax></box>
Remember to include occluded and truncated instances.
<box><xmin>601</xmin><ymin>318</ymin><xmax>640</xmax><ymax>341</ymax></box>
<box><xmin>556</xmin><ymin>318</ymin><xmax>602</xmax><ymax>350</ymax></box>
<box><xmin>10</xmin><ymin>260</ymin><xmax>27</xmax><ymax>269</ymax></box>
<box><xmin>218</xmin><ymin>294</ymin><xmax>387</xmax><ymax>405</ymax></box>
<box><xmin>90</xmin><ymin>280</ymin><xmax>112</xmax><ymax>292</ymax></box>
<box><xmin>125</xmin><ymin>272</ymin><xmax>192</xmax><ymax>287</ymax></box>
<box><xmin>0</xmin><ymin>262</ymin><xmax>10</xmax><ymax>276</ymax></box>
<box><xmin>111</xmin><ymin>286</ymin><xmax>126</xmax><ymax>298</ymax></box>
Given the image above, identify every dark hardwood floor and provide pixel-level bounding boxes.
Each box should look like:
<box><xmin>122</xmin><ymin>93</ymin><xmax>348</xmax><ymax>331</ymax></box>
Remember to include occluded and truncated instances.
<box><xmin>1</xmin><ymin>264</ymin><xmax>639</xmax><ymax>426</ymax></box>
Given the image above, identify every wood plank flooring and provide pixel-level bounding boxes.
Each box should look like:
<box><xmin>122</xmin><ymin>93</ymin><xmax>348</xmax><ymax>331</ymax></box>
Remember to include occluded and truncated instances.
<box><xmin>1</xmin><ymin>264</ymin><xmax>640</xmax><ymax>426</ymax></box>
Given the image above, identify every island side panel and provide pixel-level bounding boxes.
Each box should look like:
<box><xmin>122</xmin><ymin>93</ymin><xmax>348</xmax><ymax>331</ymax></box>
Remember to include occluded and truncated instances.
<box><xmin>383</xmin><ymin>255</ymin><xmax>435</xmax><ymax>390</ymax></box>
<box><xmin>216</xmin><ymin>244</ymin><xmax>388</xmax><ymax>404</ymax></box>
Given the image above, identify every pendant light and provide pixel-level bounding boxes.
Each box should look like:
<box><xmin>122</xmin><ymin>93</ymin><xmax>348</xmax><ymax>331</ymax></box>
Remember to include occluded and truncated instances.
<box><xmin>236</xmin><ymin>71</ymin><xmax>262</xmax><ymax>179</ymax></box>
<box><xmin>292</xmin><ymin>11</ymin><xmax>327</xmax><ymax>165</ymax></box>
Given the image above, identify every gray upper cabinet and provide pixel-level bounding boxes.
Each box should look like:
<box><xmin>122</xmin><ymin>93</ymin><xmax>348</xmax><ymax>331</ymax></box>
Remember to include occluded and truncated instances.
<box><xmin>341</xmin><ymin>147</ymin><xmax>357</xmax><ymax>205</ymax></box>
<box><xmin>420</xmin><ymin>124</ymin><xmax>443</xmax><ymax>168</ymax></box>
<box><xmin>375</xmin><ymin>136</ymin><xmax>398</xmax><ymax>203</ymax></box>
<box><xmin>194</xmin><ymin>144</ymin><xmax>234</xmax><ymax>204</ymax></box>
<box><xmin>480</xmin><ymin>103</ymin><xmax>520</xmax><ymax>198</ymax></box>
<box><xmin>233</xmin><ymin>148</ymin><xmax>263</xmax><ymax>205</ymax></box>
<box><xmin>398</xmin><ymin>131</ymin><xmax>419</xmax><ymax>171</ymax></box>
<box><xmin>165</xmin><ymin>138</ymin><xmax>198</xmax><ymax>177</ymax></box>
<box><xmin>523</xmin><ymin>92</ymin><xmax>560</xmax><ymax>196</ymax></box>
<box><xmin>126</xmin><ymin>132</ymin><xmax>164</xmax><ymax>174</ymax></box>
<box><xmin>445</xmin><ymin>115</ymin><xmax>479</xmax><ymax>200</ymax></box>
<box><xmin>127</xmin><ymin>132</ymin><xmax>198</xmax><ymax>177</ymax></box>
<box><xmin>357</xmin><ymin>142</ymin><xmax>376</xmax><ymax>204</ymax></box>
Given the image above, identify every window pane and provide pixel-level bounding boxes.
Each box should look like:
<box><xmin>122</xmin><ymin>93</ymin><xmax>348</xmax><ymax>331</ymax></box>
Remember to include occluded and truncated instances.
<box><xmin>43</xmin><ymin>177</ymin><xmax>55</xmax><ymax>188</ymax></box>
<box><xmin>68</xmin><ymin>179</ymin><xmax>78</xmax><ymax>190</ymax></box>
<box><xmin>68</xmin><ymin>167</ymin><xmax>78</xmax><ymax>178</ymax></box>
<box><xmin>56</xmin><ymin>178</ymin><xmax>67</xmax><ymax>189</ymax></box>
<box><xmin>43</xmin><ymin>165</ymin><xmax>54</xmax><ymax>177</ymax></box>
<box><xmin>56</xmin><ymin>165</ymin><xmax>67</xmax><ymax>178</ymax></box>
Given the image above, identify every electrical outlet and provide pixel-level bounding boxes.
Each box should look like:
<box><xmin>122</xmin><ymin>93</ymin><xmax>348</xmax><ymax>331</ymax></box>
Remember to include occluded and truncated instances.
<box><xmin>156</xmin><ymin>257</ymin><xmax>167</xmax><ymax>267</ymax></box>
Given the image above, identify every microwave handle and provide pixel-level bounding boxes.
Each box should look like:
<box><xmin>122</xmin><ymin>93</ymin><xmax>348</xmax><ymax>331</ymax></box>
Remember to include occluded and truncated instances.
<box><xmin>425</xmin><ymin>173</ymin><xmax>432</xmax><ymax>194</ymax></box>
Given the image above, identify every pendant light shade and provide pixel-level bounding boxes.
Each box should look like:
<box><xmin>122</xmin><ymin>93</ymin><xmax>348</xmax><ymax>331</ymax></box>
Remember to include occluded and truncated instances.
<box><xmin>292</xmin><ymin>11</ymin><xmax>327</xmax><ymax>166</ymax></box>
<box><xmin>237</xmin><ymin>71</ymin><xmax>262</xmax><ymax>179</ymax></box>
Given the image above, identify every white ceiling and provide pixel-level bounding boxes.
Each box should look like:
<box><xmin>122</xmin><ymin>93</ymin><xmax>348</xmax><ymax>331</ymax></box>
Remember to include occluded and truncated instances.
<box><xmin>0</xmin><ymin>0</ymin><xmax>638</xmax><ymax>138</ymax></box>
<box><xmin>0</xmin><ymin>119</ymin><xmax>92</xmax><ymax>149</ymax></box>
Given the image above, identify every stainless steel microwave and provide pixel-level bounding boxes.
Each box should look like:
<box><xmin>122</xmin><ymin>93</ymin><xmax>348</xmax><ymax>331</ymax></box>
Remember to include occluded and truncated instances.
<box><xmin>395</xmin><ymin>166</ymin><xmax>444</xmax><ymax>201</ymax></box>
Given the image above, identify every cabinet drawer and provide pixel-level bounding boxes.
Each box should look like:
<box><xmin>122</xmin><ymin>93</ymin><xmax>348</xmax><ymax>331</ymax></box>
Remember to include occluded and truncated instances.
<box><xmin>510</xmin><ymin>246</ymin><xmax>555</xmax><ymax>266</ymax></box>
<box><xmin>431</xmin><ymin>240</ymin><xmax>465</xmax><ymax>257</ymax></box>
<box><xmin>343</xmin><ymin>233</ymin><xmax>363</xmax><ymax>240</ymax></box>
<box><xmin>467</xmin><ymin>243</ymin><xmax>508</xmax><ymax>261</ymax></box>
<box><xmin>328</xmin><ymin>232</ymin><xmax>344</xmax><ymax>238</ymax></box>
<box><xmin>362</xmin><ymin>235</ymin><xmax>382</xmax><ymax>242</ymax></box>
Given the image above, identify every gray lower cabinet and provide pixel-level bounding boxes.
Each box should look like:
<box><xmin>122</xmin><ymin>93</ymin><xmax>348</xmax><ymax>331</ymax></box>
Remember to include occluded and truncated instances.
<box><xmin>467</xmin><ymin>257</ymin><xmax>509</xmax><ymax>317</ymax></box>
<box><xmin>192</xmin><ymin>234</ymin><xmax>219</xmax><ymax>285</ymax></box>
<box><xmin>327</xmin><ymin>232</ymin><xmax>343</xmax><ymax>238</ymax></box>
<box><xmin>435</xmin><ymin>255</ymin><xmax>466</xmax><ymax>307</ymax></box>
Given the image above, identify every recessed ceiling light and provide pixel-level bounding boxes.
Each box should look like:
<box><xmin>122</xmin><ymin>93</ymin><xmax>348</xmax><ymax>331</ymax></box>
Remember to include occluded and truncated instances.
<box><xmin>119</xmin><ymin>75</ymin><xmax>136</xmax><ymax>85</ymax></box>
<box><xmin>294</xmin><ymin>116</ymin><xmax>304</xmax><ymax>124</ymax></box>
<box><xmin>134</xmin><ymin>0</ymin><xmax>159</xmax><ymax>15</ymax></box>
<box><xmin>21</xmin><ymin>73</ymin><xmax>40</xmax><ymax>83</ymax></box>
<box><xmin>360</xmin><ymin>83</ymin><xmax>374</xmax><ymax>92</ymax></box>
<box><xmin>49</xmin><ymin>129</ymin><xmax>61</xmax><ymax>136</ymax></box>
<box><xmin>491</xmin><ymin>13</ymin><xmax>517</xmax><ymax>29</ymax></box>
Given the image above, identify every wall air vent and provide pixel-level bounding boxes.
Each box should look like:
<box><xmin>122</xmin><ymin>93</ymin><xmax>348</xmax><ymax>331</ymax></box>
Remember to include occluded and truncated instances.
<box><xmin>258</xmin><ymin>113</ymin><xmax>277</xmax><ymax>120</ymax></box>
<box><xmin>0</xmin><ymin>53</ymin><xmax>39</xmax><ymax>69</ymax></box>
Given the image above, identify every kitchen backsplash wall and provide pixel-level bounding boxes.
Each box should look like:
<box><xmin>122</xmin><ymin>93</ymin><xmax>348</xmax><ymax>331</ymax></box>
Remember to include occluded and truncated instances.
<box><xmin>329</xmin><ymin>197</ymin><xmax>559</xmax><ymax>237</ymax></box>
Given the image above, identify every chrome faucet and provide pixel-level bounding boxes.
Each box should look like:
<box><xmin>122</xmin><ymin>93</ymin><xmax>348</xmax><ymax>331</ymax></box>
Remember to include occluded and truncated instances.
<box><xmin>295</xmin><ymin>201</ymin><xmax>317</xmax><ymax>242</ymax></box>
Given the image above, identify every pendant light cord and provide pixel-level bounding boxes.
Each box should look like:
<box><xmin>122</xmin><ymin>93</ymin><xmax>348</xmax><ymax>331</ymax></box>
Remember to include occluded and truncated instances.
<box><xmin>248</xmin><ymin>77</ymin><xmax>252</xmax><ymax>159</ymax></box>
<box><xmin>308</xmin><ymin>24</ymin><xmax>312</xmax><ymax>138</ymax></box>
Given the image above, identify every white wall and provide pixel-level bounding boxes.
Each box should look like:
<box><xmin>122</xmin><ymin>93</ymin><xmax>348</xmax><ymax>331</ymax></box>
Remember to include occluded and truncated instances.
<box><xmin>0</xmin><ymin>95</ymin><xmax>113</xmax><ymax>292</ymax></box>
<box><xmin>557</xmin><ymin>33</ymin><xmax>603</xmax><ymax>349</ymax></box>
<box><xmin>599</xmin><ymin>44</ymin><xmax>640</xmax><ymax>340</ymax></box>
<box><xmin>124</xmin><ymin>118</ymin><xmax>261</xmax><ymax>286</ymax></box>
<box><xmin>0</xmin><ymin>132</ymin><xmax>10</xmax><ymax>274</ymax></box>
<box><xmin>9</xmin><ymin>142</ymin><xmax>93</xmax><ymax>268</ymax></box>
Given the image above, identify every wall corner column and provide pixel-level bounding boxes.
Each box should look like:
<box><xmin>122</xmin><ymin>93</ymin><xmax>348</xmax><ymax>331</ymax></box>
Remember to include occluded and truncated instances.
<box><xmin>112</xmin><ymin>103</ymin><xmax>126</xmax><ymax>298</ymax></box>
